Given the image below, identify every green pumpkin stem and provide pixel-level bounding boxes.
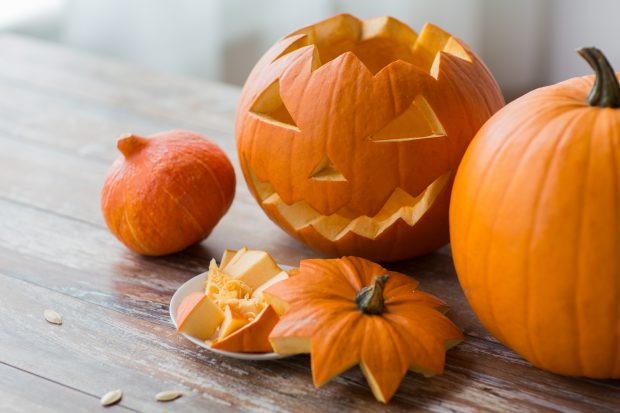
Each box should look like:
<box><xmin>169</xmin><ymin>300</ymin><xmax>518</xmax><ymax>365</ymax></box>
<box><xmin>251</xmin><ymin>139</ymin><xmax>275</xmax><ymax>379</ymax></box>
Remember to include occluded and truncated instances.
<box><xmin>577</xmin><ymin>47</ymin><xmax>620</xmax><ymax>108</ymax></box>
<box><xmin>355</xmin><ymin>274</ymin><xmax>389</xmax><ymax>315</ymax></box>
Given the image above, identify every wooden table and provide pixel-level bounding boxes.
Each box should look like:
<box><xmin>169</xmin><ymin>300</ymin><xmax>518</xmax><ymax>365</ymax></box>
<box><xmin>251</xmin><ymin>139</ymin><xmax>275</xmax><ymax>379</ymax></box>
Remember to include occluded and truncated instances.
<box><xmin>0</xmin><ymin>33</ymin><xmax>618</xmax><ymax>413</ymax></box>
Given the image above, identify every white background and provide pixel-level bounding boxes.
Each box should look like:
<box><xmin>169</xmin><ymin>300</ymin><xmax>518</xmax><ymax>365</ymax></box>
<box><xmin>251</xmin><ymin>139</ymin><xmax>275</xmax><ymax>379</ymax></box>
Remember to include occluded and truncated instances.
<box><xmin>2</xmin><ymin>0</ymin><xmax>619</xmax><ymax>100</ymax></box>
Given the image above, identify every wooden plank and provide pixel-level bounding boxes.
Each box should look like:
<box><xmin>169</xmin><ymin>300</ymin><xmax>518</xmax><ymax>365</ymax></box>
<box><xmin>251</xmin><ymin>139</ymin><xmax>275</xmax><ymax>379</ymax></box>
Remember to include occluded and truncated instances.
<box><xmin>0</xmin><ymin>196</ymin><xmax>618</xmax><ymax>411</ymax></box>
<box><xmin>0</xmin><ymin>75</ymin><xmax>214</xmax><ymax>162</ymax></box>
<box><xmin>0</xmin><ymin>34</ymin><xmax>617</xmax><ymax>411</ymax></box>
<box><xmin>0</xmin><ymin>363</ymin><xmax>133</xmax><ymax>413</ymax></box>
<box><xmin>0</xmin><ymin>190</ymin><xmax>482</xmax><ymax>340</ymax></box>
<box><xmin>2</xmin><ymin>271</ymin><xmax>618</xmax><ymax>412</ymax></box>
<box><xmin>0</xmin><ymin>34</ymin><xmax>239</xmax><ymax>137</ymax></box>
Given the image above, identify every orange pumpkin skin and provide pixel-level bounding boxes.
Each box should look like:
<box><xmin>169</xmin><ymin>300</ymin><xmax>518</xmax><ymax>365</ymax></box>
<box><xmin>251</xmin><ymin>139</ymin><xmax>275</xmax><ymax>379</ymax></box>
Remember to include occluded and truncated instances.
<box><xmin>450</xmin><ymin>62</ymin><xmax>620</xmax><ymax>377</ymax></box>
<box><xmin>101</xmin><ymin>130</ymin><xmax>235</xmax><ymax>256</ymax></box>
<box><xmin>236</xmin><ymin>14</ymin><xmax>504</xmax><ymax>262</ymax></box>
<box><xmin>210</xmin><ymin>305</ymin><xmax>279</xmax><ymax>353</ymax></box>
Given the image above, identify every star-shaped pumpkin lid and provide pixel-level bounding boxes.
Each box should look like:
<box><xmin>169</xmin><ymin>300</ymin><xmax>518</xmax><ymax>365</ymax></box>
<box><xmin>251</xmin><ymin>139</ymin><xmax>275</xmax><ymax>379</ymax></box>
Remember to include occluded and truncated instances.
<box><xmin>264</xmin><ymin>256</ymin><xmax>463</xmax><ymax>403</ymax></box>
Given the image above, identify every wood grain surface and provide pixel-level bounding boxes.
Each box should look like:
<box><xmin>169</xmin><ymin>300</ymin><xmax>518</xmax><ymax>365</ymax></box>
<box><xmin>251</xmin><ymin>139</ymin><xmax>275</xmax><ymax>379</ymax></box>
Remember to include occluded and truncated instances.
<box><xmin>0</xmin><ymin>33</ymin><xmax>618</xmax><ymax>412</ymax></box>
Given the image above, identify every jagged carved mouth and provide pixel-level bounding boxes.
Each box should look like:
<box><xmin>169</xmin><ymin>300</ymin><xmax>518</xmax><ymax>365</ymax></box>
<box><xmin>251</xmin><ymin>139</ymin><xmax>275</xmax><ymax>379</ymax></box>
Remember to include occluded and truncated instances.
<box><xmin>246</xmin><ymin>161</ymin><xmax>451</xmax><ymax>241</ymax></box>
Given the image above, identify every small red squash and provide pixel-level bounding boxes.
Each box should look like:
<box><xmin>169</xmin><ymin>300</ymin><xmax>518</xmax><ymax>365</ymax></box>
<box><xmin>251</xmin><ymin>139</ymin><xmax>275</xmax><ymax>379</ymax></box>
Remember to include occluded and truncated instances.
<box><xmin>450</xmin><ymin>48</ymin><xmax>620</xmax><ymax>378</ymax></box>
<box><xmin>101</xmin><ymin>130</ymin><xmax>235</xmax><ymax>256</ymax></box>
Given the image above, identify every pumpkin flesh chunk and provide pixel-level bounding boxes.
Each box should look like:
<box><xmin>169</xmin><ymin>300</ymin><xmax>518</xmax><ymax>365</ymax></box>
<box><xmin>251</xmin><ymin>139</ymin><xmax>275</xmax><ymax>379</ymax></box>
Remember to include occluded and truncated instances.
<box><xmin>221</xmin><ymin>249</ymin><xmax>282</xmax><ymax>290</ymax></box>
<box><xmin>176</xmin><ymin>292</ymin><xmax>225</xmax><ymax>341</ymax></box>
<box><xmin>200</xmin><ymin>249</ymin><xmax>288</xmax><ymax>351</ymax></box>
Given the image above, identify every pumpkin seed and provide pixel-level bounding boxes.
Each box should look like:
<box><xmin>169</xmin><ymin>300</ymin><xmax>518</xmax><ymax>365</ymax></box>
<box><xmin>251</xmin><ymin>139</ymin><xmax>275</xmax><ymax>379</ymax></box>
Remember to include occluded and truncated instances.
<box><xmin>43</xmin><ymin>309</ymin><xmax>62</xmax><ymax>325</ymax></box>
<box><xmin>155</xmin><ymin>390</ymin><xmax>183</xmax><ymax>402</ymax></box>
<box><xmin>100</xmin><ymin>389</ymin><xmax>122</xmax><ymax>406</ymax></box>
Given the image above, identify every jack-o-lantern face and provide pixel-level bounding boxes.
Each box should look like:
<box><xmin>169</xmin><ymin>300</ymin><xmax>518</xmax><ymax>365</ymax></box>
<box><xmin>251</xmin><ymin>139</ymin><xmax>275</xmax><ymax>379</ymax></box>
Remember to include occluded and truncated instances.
<box><xmin>236</xmin><ymin>14</ymin><xmax>504</xmax><ymax>261</ymax></box>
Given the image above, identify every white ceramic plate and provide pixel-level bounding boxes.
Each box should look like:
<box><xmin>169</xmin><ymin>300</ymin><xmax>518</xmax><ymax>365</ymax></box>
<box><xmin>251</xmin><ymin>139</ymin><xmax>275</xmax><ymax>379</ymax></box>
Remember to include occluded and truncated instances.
<box><xmin>169</xmin><ymin>265</ymin><xmax>293</xmax><ymax>361</ymax></box>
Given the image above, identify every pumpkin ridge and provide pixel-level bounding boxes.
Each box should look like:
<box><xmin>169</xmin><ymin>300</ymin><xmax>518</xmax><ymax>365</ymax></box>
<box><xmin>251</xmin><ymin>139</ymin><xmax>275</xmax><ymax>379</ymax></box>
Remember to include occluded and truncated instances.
<box><xmin>523</xmin><ymin>110</ymin><xmax>592</xmax><ymax>368</ymax></box>
<box><xmin>144</xmin><ymin>145</ymin><xmax>220</xmax><ymax>239</ymax></box>
<box><xmin>187</xmin><ymin>150</ymin><xmax>230</xmax><ymax>212</ymax></box>
<box><xmin>459</xmin><ymin>110</ymin><xmax>529</xmax><ymax>285</ymax></box>
<box><xmin>449</xmin><ymin>51</ymin><xmax>499</xmax><ymax>119</ymax></box>
<box><xmin>573</xmin><ymin>110</ymin><xmax>599</xmax><ymax>375</ymax></box>
<box><xmin>459</xmin><ymin>103</ymin><xmax>579</xmax><ymax>341</ymax></box>
<box><xmin>120</xmin><ymin>183</ymin><xmax>154</xmax><ymax>255</ymax></box>
<box><xmin>479</xmin><ymin>112</ymin><xmax>558</xmax><ymax>348</ymax></box>
<box><xmin>382</xmin><ymin>312</ymin><xmax>448</xmax><ymax>373</ymax></box>
<box><xmin>161</xmin><ymin>187</ymin><xmax>207</xmax><ymax>236</ymax></box>
<box><xmin>608</xmin><ymin>114</ymin><xmax>620</xmax><ymax>377</ymax></box>
<box><xmin>310</xmin><ymin>312</ymin><xmax>362</xmax><ymax>386</ymax></box>
<box><xmin>359</xmin><ymin>316</ymin><xmax>408</xmax><ymax>402</ymax></box>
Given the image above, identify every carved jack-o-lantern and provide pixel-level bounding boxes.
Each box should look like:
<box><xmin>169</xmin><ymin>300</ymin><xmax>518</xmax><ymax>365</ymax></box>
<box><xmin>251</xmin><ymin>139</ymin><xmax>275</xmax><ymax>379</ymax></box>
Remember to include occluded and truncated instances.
<box><xmin>236</xmin><ymin>14</ymin><xmax>504</xmax><ymax>261</ymax></box>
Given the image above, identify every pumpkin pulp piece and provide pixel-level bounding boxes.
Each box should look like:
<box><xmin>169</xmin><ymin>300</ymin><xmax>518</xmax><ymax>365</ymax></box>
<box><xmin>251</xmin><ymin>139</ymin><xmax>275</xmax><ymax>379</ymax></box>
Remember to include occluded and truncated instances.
<box><xmin>577</xmin><ymin>47</ymin><xmax>620</xmax><ymax>108</ymax></box>
<box><xmin>355</xmin><ymin>274</ymin><xmax>389</xmax><ymax>315</ymax></box>
<box><xmin>217</xmin><ymin>305</ymin><xmax>250</xmax><ymax>340</ymax></box>
<box><xmin>211</xmin><ymin>305</ymin><xmax>279</xmax><ymax>353</ymax></box>
<box><xmin>176</xmin><ymin>292</ymin><xmax>224</xmax><ymax>341</ymax></box>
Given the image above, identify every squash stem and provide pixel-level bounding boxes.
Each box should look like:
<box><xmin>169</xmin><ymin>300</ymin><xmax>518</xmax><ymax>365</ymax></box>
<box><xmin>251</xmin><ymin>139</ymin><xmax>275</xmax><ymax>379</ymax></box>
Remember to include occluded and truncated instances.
<box><xmin>355</xmin><ymin>274</ymin><xmax>389</xmax><ymax>315</ymax></box>
<box><xmin>577</xmin><ymin>47</ymin><xmax>620</xmax><ymax>108</ymax></box>
<box><xmin>117</xmin><ymin>134</ymin><xmax>147</xmax><ymax>158</ymax></box>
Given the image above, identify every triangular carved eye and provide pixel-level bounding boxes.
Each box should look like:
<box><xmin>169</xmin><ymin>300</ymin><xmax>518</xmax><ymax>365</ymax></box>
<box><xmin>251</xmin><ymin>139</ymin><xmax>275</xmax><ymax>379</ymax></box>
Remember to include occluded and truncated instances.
<box><xmin>309</xmin><ymin>155</ymin><xmax>347</xmax><ymax>181</ymax></box>
<box><xmin>250</xmin><ymin>80</ymin><xmax>299</xmax><ymax>131</ymax></box>
<box><xmin>370</xmin><ymin>95</ymin><xmax>446</xmax><ymax>142</ymax></box>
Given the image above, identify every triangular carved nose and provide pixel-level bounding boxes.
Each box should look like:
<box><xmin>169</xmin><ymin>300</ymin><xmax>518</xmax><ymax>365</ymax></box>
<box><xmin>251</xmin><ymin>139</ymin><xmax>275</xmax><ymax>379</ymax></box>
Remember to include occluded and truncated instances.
<box><xmin>249</xmin><ymin>80</ymin><xmax>299</xmax><ymax>131</ymax></box>
<box><xmin>309</xmin><ymin>156</ymin><xmax>347</xmax><ymax>181</ymax></box>
<box><xmin>370</xmin><ymin>95</ymin><xmax>446</xmax><ymax>142</ymax></box>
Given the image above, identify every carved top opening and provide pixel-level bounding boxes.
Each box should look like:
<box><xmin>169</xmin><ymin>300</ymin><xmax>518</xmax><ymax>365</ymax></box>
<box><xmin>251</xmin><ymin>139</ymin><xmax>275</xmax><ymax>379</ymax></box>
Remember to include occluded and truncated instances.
<box><xmin>275</xmin><ymin>14</ymin><xmax>471</xmax><ymax>76</ymax></box>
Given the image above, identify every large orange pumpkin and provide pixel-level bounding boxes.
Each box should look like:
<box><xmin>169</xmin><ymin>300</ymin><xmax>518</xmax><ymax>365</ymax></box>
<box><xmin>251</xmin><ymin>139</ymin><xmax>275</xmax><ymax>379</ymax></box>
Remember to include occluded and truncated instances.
<box><xmin>236</xmin><ymin>14</ymin><xmax>504</xmax><ymax>262</ymax></box>
<box><xmin>101</xmin><ymin>130</ymin><xmax>235</xmax><ymax>256</ymax></box>
<box><xmin>450</xmin><ymin>47</ymin><xmax>620</xmax><ymax>378</ymax></box>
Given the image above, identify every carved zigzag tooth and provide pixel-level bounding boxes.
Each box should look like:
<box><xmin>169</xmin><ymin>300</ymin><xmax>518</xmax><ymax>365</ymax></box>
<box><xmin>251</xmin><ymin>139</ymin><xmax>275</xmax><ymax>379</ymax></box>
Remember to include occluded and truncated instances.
<box><xmin>430</xmin><ymin>37</ymin><xmax>472</xmax><ymax>79</ymax></box>
<box><xmin>248</xmin><ymin>157</ymin><xmax>451</xmax><ymax>241</ymax></box>
<box><xmin>413</xmin><ymin>23</ymin><xmax>472</xmax><ymax>76</ymax></box>
<box><xmin>273</xmin><ymin>34</ymin><xmax>312</xmax><ymax>63</ymax></box>
<box><xmin>442</xmin><ymin>37</ymin><xmax>472</xmax><ymax>62</ymax></box>
<box><xmin>360</xmin><ymin>16</ymin><xmax>418</xmax><ymax>44</ymax></box>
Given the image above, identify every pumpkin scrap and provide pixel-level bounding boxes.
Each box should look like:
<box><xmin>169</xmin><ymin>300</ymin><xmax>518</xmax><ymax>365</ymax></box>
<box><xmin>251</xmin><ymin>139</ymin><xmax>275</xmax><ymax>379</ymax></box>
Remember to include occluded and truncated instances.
<box><xmin>203</xmin><ymin>249</ymin><xmax>289</xmax><ymax>352</ymax></box>
<box><xmin>264</xmin><ymin>256</ymin><xmax>463</xmax><ymax>403</ymax></box>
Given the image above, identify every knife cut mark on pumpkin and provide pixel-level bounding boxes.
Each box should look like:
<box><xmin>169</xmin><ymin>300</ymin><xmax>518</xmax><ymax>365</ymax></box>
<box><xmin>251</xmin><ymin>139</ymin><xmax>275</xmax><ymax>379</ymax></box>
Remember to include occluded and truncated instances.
<box><xmin>249</xmin><ymin>80</ymin><xmax>299</xmax><ymax>131</ymax></box>
<box><xmin>309</xmin><ymin>156</ymin><xmax>347</xmax><ymax>181</ymax></box>
<box><xmin>273</xmin><ymin>15</ymin><xmax>471</xmax><ymax>77</ymax></box>
<box><xmin>246</xmin><ymin>159</ymin><xmax>450</xmax><ymax>241</ymax></box>
<box><xmin>370</xmin><ymin>95</ymin><xmax>446</xmax><ymax>142</ymax></box>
